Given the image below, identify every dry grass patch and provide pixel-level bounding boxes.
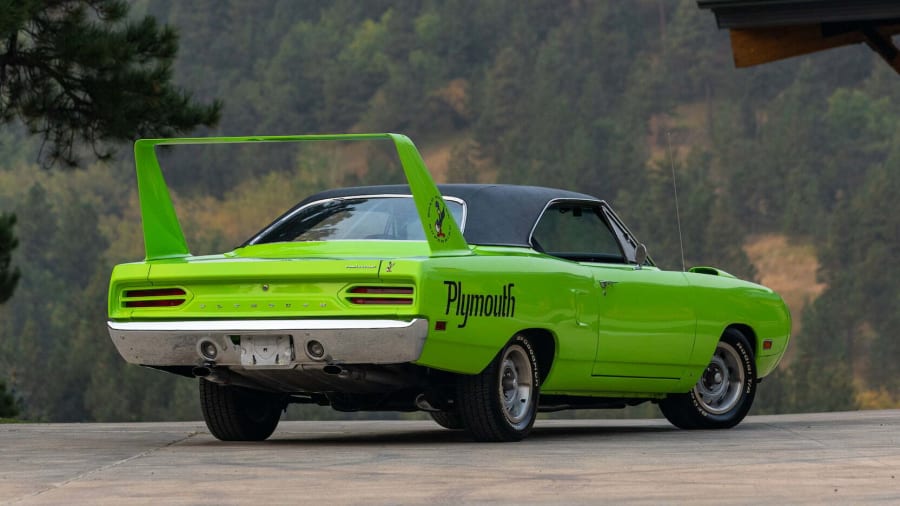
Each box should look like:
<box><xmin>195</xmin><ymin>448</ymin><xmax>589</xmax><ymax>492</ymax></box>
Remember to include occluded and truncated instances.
<box><xmin>744</xmin><ymin>234</ymin><xmax>826</xmax><ymax>340</ymax></box>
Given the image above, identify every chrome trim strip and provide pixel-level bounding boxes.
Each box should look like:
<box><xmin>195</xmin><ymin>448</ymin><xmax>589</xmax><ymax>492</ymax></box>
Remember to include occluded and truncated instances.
<box><xmin>108</xmin><ymin>318</ymin><xmax>422</xmax><ymax>332</ymax></box>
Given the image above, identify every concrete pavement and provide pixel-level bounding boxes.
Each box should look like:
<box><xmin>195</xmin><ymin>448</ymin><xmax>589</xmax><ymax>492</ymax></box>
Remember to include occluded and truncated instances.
<box><xmin>1</xmin><ymin>410</ymin><xmax>898</xmax><ymax>504</ymax></box>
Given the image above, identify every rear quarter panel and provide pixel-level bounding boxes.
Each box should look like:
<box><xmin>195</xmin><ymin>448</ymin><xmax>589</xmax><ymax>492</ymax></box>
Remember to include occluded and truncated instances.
<box><xmin>413</xmin><ymin>247</ymin><xmax>598</xmax><ymax>384</ymax></box>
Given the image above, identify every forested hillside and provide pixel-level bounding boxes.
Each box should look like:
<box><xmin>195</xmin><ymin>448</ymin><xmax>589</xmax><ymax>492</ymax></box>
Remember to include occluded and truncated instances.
<box><xmin>1</xmin><ymin>0</ymin><xmax>898</xmax><ymax>421</ymax></box>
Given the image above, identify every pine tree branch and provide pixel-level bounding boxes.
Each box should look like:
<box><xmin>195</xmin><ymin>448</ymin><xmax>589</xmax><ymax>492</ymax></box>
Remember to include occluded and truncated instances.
<box><xmin>1</xmin><ymin>0</ymin><xmax>221</xmax><ymax>168</ymax></box>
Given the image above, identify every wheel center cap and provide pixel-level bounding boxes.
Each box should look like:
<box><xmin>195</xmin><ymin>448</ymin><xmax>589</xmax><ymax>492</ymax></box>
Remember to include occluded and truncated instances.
<box><xmin>502</xmin><ymin>369</ymin><xmax>517</xmax><ymax>392</ymax></box>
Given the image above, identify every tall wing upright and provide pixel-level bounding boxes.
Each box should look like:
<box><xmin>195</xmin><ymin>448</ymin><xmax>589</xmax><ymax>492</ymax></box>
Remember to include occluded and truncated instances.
<box><xmin>131</xmin><ymin>133</ymin><xmax>470</xmax><ymax>261</ymax></box>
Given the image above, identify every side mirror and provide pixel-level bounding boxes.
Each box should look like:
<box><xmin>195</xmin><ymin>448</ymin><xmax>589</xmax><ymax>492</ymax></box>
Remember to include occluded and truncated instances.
<box><xmin>634</xmin><ymin>243</ymin><xmax>647</xmax><ymax>270</ymax></box>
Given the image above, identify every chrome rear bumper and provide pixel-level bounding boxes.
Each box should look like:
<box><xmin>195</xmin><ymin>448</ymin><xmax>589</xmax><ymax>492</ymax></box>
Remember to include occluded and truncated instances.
<box><xmin>107</xmin><ymin>318</ymin><xmax>429</xmax><ymax>368</ymax></box>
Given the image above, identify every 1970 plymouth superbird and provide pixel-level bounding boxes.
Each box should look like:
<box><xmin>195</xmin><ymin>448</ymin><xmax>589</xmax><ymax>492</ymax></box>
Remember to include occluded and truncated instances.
<box><xmin>108</xmin><ymin>134</ymin><xmax>790</xmax><ymax>442</ymax></box>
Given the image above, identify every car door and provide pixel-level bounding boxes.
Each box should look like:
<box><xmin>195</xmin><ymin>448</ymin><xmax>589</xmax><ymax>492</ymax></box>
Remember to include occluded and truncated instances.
<box><xmin>531</xmin><ymin>200</ymin><xmax>696</xmax><ymax>383</ymax></box>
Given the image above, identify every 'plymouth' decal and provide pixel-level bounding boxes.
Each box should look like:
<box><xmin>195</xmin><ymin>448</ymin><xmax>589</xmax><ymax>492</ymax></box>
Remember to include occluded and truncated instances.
<box><xmin>444</xmin><ymin>281</ymin><xmax>516</xmax><ymax>328</ymax></box>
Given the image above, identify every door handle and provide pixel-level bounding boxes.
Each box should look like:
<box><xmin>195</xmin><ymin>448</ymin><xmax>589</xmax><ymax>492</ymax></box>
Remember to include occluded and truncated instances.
<box><xmin>599</xmin><ymin>280</ymin><xmax>618</xmax><ymax>296</ymax></box>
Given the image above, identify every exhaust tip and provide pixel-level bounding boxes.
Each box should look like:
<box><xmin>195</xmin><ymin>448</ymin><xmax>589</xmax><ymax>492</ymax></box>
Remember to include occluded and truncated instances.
<box><xmin>306</xmin><ymin>340</ymin><xmax>325</xmax><ymax>360</ymax></box>
<box><xmin>322</xmin><ymin>364</ymin><xmax>343</xmax><ymax>375</ymax></box>
<box><xmin>192</xmin><ymin>366</ymin><xmax>212</xmax><ymax>378</ymax></box>
<box><xmin>415</xmin><ymin>393</ymin><xmax>440</xmax><ymax>412</ymax></box>
<box><xmin>198</xmin><ymin>340</ymin><xmax>218</xmax><ymax>360</ymax></box>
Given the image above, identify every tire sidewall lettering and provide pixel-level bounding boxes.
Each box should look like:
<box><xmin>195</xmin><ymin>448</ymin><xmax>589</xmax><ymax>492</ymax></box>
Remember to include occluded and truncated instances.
<box><xmin>691</xmin><ymin>333</ymin><xmax>755</xmax><ymax>420</ymax></box>
<box><xmin>513</xmin><ymin>335</ymin><xmax>540</xmax><ymax>386</ymax></box>
<box><xmin>500</xmin><ymin>335</ymin><xmax>539</xmax><ymax>431</ymax></box>
<box><xmin>735</xmin><ymin>340</ymin><xmax>754</xmax><ymax>396</ymax></box>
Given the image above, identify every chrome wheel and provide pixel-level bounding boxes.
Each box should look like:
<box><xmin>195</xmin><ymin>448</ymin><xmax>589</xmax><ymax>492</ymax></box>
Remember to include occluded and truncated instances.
<box><xmin>499</xmin><ymin>345</ymin><xmax>534</xmax><ymax>428</ymax></box>
<box><xmin>691</xmin><ymin>341</ymin><xmax>745</xmax><ymax>415</ymax></box>
<box><xmin>659</xmin><ymin>328</ymin><xmax>757</xmax><ymax>430</ymax></box>
<box><xmin>457</xmin><ymin>335</ymin><xmax>541</xmax><ymax>441</ymax></box>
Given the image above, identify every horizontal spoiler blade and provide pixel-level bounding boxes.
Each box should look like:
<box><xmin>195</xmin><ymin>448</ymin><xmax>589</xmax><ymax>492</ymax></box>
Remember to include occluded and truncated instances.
<box><xmin>133</xmin><ymin>133</ymin><xmax>469</xmax><ymax>260</ymax></box>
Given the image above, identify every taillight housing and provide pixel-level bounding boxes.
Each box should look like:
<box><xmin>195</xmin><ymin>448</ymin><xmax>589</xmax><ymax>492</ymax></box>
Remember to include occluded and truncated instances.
<box><xmin>346</xmin><ymin>286</ymin><xmax>413</xmax><ymax>305</ymax></box>
<box><xmin>122</xmin><ymin>287</ymin><xmax>187</xmax><ymax>308</ymax></box>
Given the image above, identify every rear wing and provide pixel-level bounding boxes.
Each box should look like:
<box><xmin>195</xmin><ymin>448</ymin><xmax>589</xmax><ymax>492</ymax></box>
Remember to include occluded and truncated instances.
<box><xmin>133</xmin><ymin>133</ymin><xmax>469</xmax><ymax>260</ymax></box>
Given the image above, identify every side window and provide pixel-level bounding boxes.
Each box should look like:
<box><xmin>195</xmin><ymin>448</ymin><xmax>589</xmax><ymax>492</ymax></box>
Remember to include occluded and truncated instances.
<box><xmin>604</xmin><ymin>207</ymin><xmax>654</xmax><ymax>267</ymax></box>
<box><xmin>603</xmin><ymin>208</ymin><xmax>636</xmax><ymax>261</ymax></box>
<box><xmin>531</xmin><ymin>202</ymin><xmax>625</xmax><ymax>263</ymax></box>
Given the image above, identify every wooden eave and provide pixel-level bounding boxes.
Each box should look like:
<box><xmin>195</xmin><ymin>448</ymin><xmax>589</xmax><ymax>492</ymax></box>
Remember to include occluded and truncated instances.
<box><xmin>698</xmin><ymin>0</ymin><xmax>900</xmax><ymax>74</ymax></box>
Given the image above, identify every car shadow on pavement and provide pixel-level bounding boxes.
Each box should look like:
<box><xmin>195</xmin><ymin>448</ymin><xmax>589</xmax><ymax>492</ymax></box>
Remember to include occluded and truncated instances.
<box><xmin>186</xmin><ymin>423</ymin><xmax>679</xmax><ymax>447</ymax></box>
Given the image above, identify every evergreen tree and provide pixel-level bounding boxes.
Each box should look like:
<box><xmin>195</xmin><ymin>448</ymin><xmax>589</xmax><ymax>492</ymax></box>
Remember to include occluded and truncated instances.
<box><xmin>0</xmin><ymin>381</ymin><xmax>17</xmax><ymax>418</ymax></box>
<box><xmin>0</xmin><ymin>0</ymin><xmax>222</xmax><ymax>306</ymax></box>
<box><xmin>785</xmin><ymin>294</ymin><xmax>858</xmax><ymax>412</ymax></box>
<box><xmin>0</xmin><ymin>213</ymin><xmax>17</xmax><ymax>303</ymax></box>
<box><xmin>0</xmin><ymin>0</ymin><xmax>221</xmax><ymax>167</ymax></box>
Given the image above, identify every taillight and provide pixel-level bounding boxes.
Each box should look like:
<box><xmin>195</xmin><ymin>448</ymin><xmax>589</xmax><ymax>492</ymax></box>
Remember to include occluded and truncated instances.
<box><xmin>124</xmin><ymin>288</ymin><xmax>186</xmax><ymax>298</ymax></box>
<box><xmin>123</xmin><ymin>288</ymin><xmax>187</xmax><ymax>308</ymax></box>
<box><xmin>125</xmin><ymin>299</ymin><xmax>185</xmax><ymax>308</ymax></box>
<box><xmin>349</xmin><ymin>287</ymin><xmax>413</xmax><ymax>295</ymax></box>
<box><xmin>347</xmin><ymin>286</ymin><xmax>413</xmax><ymax>305</ymax></box>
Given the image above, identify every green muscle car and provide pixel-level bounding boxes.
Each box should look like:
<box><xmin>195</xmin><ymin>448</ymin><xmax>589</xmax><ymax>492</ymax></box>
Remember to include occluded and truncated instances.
<box><xmin>107</xmin><ymin>134</ymin><xmax>791</xmax><ymax>442</ymax></box>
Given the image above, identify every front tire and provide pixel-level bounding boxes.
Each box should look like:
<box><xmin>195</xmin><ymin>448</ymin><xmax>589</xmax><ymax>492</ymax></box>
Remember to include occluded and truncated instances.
<box><xmin>660</xmin><ymin>328</ymin><xmax>757</xmax><ymax>429</ymax></box>
<box><xmin>457</xmin><ymin>335</ymin><xmax>540</xmax><ymax>442</ymax></box>
<box><xmin>199</xmin><ymin>380</ymin><xmax>284</xmax><ymax>441</ymax></box>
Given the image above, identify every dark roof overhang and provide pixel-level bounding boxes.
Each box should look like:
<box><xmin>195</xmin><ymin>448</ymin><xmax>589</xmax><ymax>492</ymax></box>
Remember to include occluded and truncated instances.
<box><xmin>697</xmin><ymin>0</ymin><xmax>900</xmax><ymax>74</ymax></box>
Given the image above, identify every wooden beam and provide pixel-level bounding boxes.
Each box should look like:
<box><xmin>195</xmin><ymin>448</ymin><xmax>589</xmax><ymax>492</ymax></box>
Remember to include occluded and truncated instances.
<box><xmin>730</xmin><ymin>24</ymin><xmax>864</xmax><ymax>67</ymax></box>
<box><xmin>860</xmin><ymin>25</ymin><xmax>900</xmax><ymax>74</ymax></box>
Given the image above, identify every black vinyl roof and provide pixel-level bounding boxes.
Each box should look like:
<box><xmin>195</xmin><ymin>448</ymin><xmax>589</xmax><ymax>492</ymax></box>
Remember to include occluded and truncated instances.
<box><xmin>291</xmin><ymin>184</ymin><xmax>601</xmax><ymax>247</ymax></box>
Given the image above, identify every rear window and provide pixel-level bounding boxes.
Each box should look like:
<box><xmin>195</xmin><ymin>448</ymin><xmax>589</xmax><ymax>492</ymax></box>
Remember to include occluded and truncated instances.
<box><xmin>250</xmin><ymin>196</ymin><xmax>465</xmax><ymax>243</ymax></box>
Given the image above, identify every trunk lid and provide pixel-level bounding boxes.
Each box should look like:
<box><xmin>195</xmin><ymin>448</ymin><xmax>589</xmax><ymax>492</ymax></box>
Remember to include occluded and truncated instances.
<box><xmin>109</xmin><ymin>242</ymin><xmax>424</xmax><ymax>320</ymax></box>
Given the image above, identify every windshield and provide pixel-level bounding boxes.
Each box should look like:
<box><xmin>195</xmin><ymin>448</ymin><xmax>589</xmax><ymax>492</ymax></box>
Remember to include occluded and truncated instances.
<box><xmin>250</xmin><ymin>196</ymin><xmax>465</xmax><ymax>244</ymax></box>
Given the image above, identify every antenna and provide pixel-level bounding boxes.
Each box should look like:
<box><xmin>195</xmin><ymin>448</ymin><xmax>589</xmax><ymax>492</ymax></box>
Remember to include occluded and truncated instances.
<box><xmin>665</xmin><ymin>131</ymin><xmax>686</xmax><ymax>272</ymax></box>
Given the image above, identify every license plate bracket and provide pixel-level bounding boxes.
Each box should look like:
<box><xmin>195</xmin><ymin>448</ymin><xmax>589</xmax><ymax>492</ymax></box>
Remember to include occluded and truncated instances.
<box><xmin>240</xmin><ymin>335</ymin><xmax>293</xmax><ymax>367</ymax></box>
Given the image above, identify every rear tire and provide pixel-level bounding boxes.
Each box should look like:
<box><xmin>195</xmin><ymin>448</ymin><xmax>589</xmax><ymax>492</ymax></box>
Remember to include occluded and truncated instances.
<box><xmin>457</xmin><ymin>335</ymin><xmax>540</xmax><ymax>442</ymax></box>
<box><xmin>429</xmin><ymin>410</ymin><xmax>465</xmax><ymax>430</ymax></box>
<box><xmin>660</xmin><ymin>328</ymin><xmax>757</xmax><ymax>429</ymax></box>
<box><xmin>199</xmin><ymin>380</ymin><xmax>284</xmax><ymax>441</ymax></box>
